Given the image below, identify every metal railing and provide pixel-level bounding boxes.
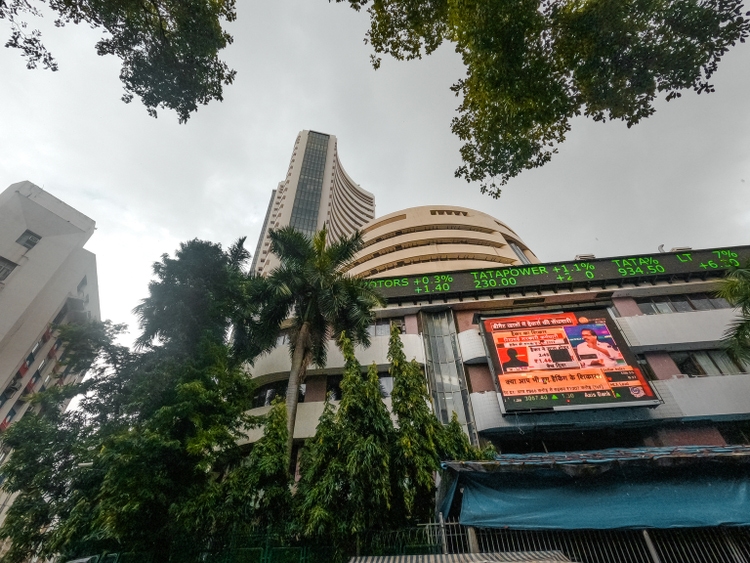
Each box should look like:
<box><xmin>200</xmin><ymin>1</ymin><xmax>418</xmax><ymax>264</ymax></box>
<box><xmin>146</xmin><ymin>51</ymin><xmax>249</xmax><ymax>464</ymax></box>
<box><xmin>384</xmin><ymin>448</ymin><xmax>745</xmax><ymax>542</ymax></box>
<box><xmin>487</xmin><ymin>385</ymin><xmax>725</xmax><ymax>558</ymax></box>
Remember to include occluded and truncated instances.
<box><xmin>67</xmin><ymin>525</ymin><xmax>750</xmax><ymax>563</ymax></box>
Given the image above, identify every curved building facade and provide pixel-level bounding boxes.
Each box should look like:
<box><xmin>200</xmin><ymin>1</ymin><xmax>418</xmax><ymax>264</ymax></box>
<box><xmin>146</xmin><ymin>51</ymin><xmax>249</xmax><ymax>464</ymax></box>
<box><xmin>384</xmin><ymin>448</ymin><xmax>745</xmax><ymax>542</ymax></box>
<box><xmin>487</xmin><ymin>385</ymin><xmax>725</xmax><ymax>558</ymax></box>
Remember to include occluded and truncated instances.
<box><xmin>246</xmin><ymin>204</ymin><xmax>542</xmax><ymax>445</ymax></box>
<box><xmin>344</xmin><ymin>205</ymin><xmax>539</xmax><ymax>279</ymax></box>
<box><xmin>252</xmin><ymin>131</ymin><xmax>375</xmax><ymax>276</ymax></box>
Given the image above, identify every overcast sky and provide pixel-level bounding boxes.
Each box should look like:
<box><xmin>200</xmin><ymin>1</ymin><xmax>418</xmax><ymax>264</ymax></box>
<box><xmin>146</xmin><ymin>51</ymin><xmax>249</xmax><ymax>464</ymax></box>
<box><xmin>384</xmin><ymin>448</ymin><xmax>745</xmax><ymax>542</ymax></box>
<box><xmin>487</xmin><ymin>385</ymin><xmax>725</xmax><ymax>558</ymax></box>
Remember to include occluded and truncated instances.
<box><xmin>2</xmin><ymin>1</ymin><xmax>749</xmax><ymax>342</ymax></box>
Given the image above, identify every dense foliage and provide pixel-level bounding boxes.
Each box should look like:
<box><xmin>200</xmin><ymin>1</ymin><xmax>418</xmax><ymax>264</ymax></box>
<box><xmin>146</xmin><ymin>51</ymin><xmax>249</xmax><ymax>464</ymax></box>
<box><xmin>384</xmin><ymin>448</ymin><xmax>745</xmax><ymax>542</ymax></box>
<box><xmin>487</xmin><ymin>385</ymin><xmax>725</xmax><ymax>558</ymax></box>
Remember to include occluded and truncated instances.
<box><xmin>297</xmin><ymin>333</ymin><xmax>394</xmax><ymax>545</ymax></box>
<box><xmin>0</xmin><ymin>239</ymin><xmax>259</xmax><ymax>561</ymax></box>
<box><xmin>339</xmin><ymin>0</ymin><xmax>750</xmax><ymax>196</ymax></box>
<box><xmin>297</xmin><ymin>325</ymin><xmax>491</xmax><ymax>549</ymax></box>
<box><xmin>2</xmin><ymin>0</ymin><xmax>236</xmax><ymax>122</ymax></box>
<box><xmin>0</xmin><ymin>233</ymin><xmax>489</xmax><ymax>561</ymax></box>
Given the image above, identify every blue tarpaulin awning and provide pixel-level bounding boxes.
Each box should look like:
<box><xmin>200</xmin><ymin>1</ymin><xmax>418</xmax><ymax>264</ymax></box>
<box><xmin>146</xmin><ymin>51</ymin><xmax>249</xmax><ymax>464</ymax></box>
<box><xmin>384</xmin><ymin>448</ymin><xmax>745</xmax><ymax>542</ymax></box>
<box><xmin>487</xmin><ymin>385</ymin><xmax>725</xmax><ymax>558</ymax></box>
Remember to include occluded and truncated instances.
<box><xmin>441</xmin><ymin>446</ymin><xmax>750</xmax><ymax>530</ymax></box>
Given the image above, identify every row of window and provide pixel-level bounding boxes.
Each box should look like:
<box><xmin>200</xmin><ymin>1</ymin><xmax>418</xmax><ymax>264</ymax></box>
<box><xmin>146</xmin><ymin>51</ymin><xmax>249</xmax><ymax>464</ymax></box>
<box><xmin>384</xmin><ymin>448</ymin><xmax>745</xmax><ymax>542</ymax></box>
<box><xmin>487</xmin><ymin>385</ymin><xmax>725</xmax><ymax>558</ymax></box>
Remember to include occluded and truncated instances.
<box><xmin>251</xmin><ymin>371</ymin><xmax>395</xmax><ymax>409</ymax></box>
<box><xmin>1</xmin><ymin>332</ymin><xmax>59</xmax><ymax>409</ymax></box>
<box><xmin>251</xmin><ymin>349</ymin><xmax>749</xmax><ymax>411</ymax></box>
<box><xmin>669</xmin><ymin>349</ymin><xmax>749</xmax><ymax>377</ymax></box>
<box><xmin>275</xmin><ymin>318</ymin><xmax>405</xmax><ymax>346</ymax></box>
<box><xmin>367</xmin><ymin>318</ymin><xmax>404</xmax><ymax>337</ymax></box>
<box><xmin>636</xmin><ymin>293</ymin><xmax>731</xmax><ymax>315</ymax></box>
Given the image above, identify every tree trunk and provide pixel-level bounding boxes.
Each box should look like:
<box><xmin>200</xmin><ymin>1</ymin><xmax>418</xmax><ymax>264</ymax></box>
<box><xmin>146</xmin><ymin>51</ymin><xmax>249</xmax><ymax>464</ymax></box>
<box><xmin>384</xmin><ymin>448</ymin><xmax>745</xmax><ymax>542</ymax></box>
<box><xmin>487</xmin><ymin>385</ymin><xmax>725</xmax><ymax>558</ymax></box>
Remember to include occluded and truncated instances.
<box><xmin>285</xmin><ymin>322</ymin><xmax>310</xmax><ymax>468</ymax></box>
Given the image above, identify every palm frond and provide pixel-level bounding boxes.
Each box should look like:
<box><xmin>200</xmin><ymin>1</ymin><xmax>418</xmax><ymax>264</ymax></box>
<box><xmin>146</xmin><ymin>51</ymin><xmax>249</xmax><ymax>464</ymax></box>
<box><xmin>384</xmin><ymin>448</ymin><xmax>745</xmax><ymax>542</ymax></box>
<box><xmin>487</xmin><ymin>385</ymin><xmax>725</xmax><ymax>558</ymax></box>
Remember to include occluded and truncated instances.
<box><xmin>719</xmin><ymin>263</ymin><xmax>750</xmax><ymax>363</ymax></box>
<box><xmin>269</xmin><ymin>226</ymin><xmax>312</xmax><ymax>267</ymax></box>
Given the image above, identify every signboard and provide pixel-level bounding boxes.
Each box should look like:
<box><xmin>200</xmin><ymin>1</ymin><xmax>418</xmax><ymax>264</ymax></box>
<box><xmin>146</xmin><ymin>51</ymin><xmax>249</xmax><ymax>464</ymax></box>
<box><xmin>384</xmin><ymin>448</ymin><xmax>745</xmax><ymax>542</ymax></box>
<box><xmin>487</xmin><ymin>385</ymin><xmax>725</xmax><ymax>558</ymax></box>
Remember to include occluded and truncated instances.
<box><xmin>365</xmin><ymin>245</ymin><xmax>750</xmax><ymax>301</ymax></box>
<box><xmin>481</xmin><ymin>309</ymin><xmax>660</xmax><ymax>413</ymax></box>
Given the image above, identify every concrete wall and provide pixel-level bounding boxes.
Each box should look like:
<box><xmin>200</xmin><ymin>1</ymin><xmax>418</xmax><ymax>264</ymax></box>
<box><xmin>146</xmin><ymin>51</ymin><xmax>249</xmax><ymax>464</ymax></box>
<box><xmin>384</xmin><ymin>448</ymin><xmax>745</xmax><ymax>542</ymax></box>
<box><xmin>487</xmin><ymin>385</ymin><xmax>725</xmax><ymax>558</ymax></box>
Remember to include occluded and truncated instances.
<box><xmin>0</xmin><ymin>183</ymin><xmax>100</xmax><ymax>424</ymax></box>
<box><xmin>615</xmin><ymin>309</ymin><xmax>738</xmax><ymax>352</ymax></box>
<box><xmin>470</xmin><ymin>373</ymin><xmax>750</xmax><ymax>434</ymax></box>
<box><xmin>250</xmin><ymin>333</ymin><xmax>425</xmax><ymax>383</ymax></box>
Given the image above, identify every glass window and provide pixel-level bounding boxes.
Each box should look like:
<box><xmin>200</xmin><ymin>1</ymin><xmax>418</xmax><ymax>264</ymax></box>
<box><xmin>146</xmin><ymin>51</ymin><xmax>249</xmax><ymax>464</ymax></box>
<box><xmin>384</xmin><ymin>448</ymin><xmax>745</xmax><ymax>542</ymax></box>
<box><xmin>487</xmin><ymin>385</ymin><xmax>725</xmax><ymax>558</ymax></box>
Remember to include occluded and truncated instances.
<box><xmin>637</xmin><ymin>301</ymin><xmax>657</xmax><ymax>315</ymax></box>
<box><xmin>669</xmin><ymin>295</ymin><xmax>693</xmax><ymax>313</ymax></box>
<box><xmin>16</xmin><ymin>230</ymin><xmax>41</xmax><ymax>249</ymax></box>
<box><xmin>636</xmin><ymin>294</ymin><xmax>732</xmax><ymax>315</ymax></box>
<box><xmin>326</xmin><ymin>374</ymin><xmax>343</xmax><ymax>401</ymax></box>
<box><xmin>688</xmin><ymin>293</ymin><xmax>712</xmax><ymax>311</ymax></box>
<box><xmin>508</xmin><ymin>241</ymin><xmax>531</xmax><ymax>265</ymax></box>
<box><xmin>693</xmin><ymin>351</ymin><xmax>719</xmax><ymax>375</ymax></box>
<box><xmin>0</xmin><ymin>257</ymin><xmax>17</xmax><ymax>282</ymax></box>
<box><xmin>251</xmin><ymin>380</ymin><xmax>305</xmax><ymax>408</ymax></box>
<box><xmin>708</xmin><ymin>350</ymin><xmax>742</xmax><ymax>375</ymax></box>
<box><xmin>670</xmin><ymin>350</ymin><xmax>748</xmax><ymax>376</ymax></box>
<box><xmin>652</xmin><ymin>296</ymin><xmax>676</xmax><ymax>314</ymax></box>
<box><xmin>709</xmin><ymin>296</ymin><xmax>731</xmax><ymax>309</ymax></box>
<box><xmin>379</xmin><ymin>376</ymin><xmax>394</xmax><ymax>398</ymax></box>
<box><xmin>671</xmin><ymin>352</ymin><xmax>704</xmax><ymax>376</ymax></box>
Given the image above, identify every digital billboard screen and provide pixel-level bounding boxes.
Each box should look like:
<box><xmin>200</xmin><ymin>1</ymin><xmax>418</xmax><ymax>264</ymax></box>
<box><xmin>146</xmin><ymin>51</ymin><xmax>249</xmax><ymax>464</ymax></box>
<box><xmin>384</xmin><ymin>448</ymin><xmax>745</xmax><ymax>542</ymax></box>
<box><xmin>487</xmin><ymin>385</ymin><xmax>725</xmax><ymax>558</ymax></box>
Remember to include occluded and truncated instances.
<box><xmin>366</xmin><ymin>245</ymin><xmax>750</xmax><ymax>301</ymax></box>
<box><xmin>482</xmin><ymin>310</ymin><xmax>660</xmax><ymax>413</ymax></box>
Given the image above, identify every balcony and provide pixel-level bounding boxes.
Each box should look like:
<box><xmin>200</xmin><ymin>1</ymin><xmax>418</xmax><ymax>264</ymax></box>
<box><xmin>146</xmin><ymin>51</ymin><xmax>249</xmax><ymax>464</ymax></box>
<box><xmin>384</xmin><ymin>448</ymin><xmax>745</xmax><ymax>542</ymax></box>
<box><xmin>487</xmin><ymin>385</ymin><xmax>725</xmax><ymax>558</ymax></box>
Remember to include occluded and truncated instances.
<box><xmin>615</xmin><ymin>309</ymin><xmax>738</xmax><ymax>352</ymax></box>
<box><xmin>470</xmin><ymin>372</ymin><xmax>750</xmax><ymax>434</ymax></box>
<box><xmin>249</xmin><ymin>333</ymin><xmax>425</xmax><ymax>382</ymax></box>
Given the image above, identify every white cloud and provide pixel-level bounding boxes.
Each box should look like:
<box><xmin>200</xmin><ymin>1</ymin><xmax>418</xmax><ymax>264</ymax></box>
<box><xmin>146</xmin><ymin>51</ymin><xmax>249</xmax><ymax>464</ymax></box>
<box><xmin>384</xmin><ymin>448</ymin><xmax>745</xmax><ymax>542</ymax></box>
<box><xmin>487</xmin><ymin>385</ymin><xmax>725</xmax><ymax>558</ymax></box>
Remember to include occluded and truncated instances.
<box><xmin>2</xmin><ymin>1</ymin><xmax>749</xmax><ymax>341</ymax></box>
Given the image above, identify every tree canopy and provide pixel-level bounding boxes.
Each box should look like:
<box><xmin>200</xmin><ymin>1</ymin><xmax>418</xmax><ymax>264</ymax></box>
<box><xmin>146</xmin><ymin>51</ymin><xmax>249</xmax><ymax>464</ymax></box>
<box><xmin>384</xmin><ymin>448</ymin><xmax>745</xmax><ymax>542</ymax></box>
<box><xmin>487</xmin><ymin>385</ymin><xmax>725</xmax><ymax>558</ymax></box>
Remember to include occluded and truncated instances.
<box><xmin>0</xmin><ymin>239</ymin><xmax>260</xmax><ymax>561</ymax></box>
<box><xmin>297</xmin><ymin>324</ymin><xmax>492</xmax><ymax>548</ymax></box>
<box><xmin>2</xmin><ymin>0</ymin><xmax>237</xmax><ymax>122</ymax></box>
<box><xmin>6</xmin><ymin>0</ymin><xmax>748</xmax><ymax>182</ymax></box>
<box><xmin>0</xmin><ymin>285</ymin><xmax>490</xmax><ymax>561</ymax></box>
<box><xmin>340</xmin><ymin>0</ymin><xmax>750</xmax><ymax>196</ymax></box>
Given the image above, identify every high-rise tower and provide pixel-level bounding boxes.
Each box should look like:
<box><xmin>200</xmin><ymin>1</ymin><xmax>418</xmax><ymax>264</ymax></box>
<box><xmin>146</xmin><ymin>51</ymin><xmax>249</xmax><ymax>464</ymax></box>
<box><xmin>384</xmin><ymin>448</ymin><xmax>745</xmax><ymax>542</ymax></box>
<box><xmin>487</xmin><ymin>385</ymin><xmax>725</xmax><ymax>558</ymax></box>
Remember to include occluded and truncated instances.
<box><xmin>251</xmin><ymin>131</ymin><xmax>375</xmax><ymax>276</ymax></box>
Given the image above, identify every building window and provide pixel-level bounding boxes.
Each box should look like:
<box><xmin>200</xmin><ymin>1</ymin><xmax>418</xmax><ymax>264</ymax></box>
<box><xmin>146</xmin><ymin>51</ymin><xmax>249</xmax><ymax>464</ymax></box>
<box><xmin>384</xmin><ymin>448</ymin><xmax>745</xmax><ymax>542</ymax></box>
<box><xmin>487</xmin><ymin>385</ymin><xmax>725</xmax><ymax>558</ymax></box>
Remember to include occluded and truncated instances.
<box><xmin>0</xmin><ymin>257</ymin><xmax>17</xmax><ymax>282</ymax></box>
<box><xmin>670</xmin><ymin>350</ymin><xmax>748</xmax><ymax>376</ymax></box>
<box><xmin>276</xmin><ymin>331</ymin><xmax>290</xmax><ymax>346</ymax></box>
<box><xmin>251</xmin><ymin>380</ymin><xmax>305</xmax><ymax>409</ymax></box>
<box><xmin>325</xmin><ymin>371</ymin><xmax>394</xmax><ymax>400</ymax></box>
<box><xmin>16</xmin><ymin>230</ymin><xmax>41</xmax><ymax>249</ymax></box>
<box><xmin>421</xmin><ymin>310</ymin><xmax>476</xmax><ymax>444</ymax></box>
<box><xmin>636</xmin><ymin>293</ymin><xmax>731</xmax><ymax>315</ymax></box>
<box><xmin>367</xmin><ymin>318</ymin><xmax>404</xmax><ymax>337</ymax></box>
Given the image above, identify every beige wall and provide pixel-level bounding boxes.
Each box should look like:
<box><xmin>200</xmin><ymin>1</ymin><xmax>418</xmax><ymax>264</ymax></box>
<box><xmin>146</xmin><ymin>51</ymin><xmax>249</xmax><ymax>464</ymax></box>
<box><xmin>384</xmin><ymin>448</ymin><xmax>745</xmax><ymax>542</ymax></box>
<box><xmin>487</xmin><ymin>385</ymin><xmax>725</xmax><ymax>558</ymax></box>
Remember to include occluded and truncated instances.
<box><xmin>346</xmin><ymin>205</ymin><xmax>539</xmax><ymax>278</ymax></box>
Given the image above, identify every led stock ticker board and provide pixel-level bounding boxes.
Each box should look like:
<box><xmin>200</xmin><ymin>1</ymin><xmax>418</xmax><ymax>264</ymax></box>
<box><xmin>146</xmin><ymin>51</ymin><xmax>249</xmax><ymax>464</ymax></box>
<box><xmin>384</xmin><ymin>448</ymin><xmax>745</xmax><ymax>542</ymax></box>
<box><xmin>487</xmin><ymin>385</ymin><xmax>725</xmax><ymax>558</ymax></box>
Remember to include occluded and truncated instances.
<box><xmin>481</xmin><ymin>310</ymin><xmax>659</xmax><ymax>413</ymax></box>
<box><xmin>364</xmin><ymin>245</ymin><xmax>750</xmax><ymax>300</ymax></box>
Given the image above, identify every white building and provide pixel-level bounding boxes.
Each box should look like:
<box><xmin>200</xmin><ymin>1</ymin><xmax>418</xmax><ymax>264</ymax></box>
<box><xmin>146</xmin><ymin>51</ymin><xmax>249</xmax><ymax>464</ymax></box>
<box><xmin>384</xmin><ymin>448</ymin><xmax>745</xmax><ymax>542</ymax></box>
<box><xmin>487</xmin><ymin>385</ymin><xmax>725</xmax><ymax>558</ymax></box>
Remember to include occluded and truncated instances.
<box><xmin>251</xmin><ymin>131</ymin><xmax>375</xmax><ymax>276</ymax></box>
<box><xmin>0</xmin><ymin>181</ymin><xmax>100</xmax><ymax>520</ymax></box>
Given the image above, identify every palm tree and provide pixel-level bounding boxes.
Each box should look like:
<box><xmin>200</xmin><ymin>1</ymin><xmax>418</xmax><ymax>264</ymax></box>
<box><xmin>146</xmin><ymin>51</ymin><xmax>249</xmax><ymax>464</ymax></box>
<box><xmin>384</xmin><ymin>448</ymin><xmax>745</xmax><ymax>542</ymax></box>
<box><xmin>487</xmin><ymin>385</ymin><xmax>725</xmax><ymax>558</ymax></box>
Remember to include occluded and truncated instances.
<box><xmin>260</xmin><ymin>226</ymin><xmax>384</xmax><ymax>464</ymax></box>
<box><xmin>719</xmin><ymin>263</ymin><xmax>750</xmax><ymax>364</ymax></box>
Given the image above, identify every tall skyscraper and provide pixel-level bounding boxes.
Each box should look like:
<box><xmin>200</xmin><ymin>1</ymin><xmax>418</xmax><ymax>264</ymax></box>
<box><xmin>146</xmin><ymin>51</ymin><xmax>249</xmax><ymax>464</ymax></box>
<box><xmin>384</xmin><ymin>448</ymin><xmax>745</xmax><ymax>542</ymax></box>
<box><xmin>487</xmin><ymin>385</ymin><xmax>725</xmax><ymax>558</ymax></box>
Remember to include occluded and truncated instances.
<box><xmin>0</xmin><ymin>181</ymin><xmax>100</xmax><ymax>522</ymax></box>
<box><xmin>251</xmin><ymin>131</ymin><xmax>375</xmax><ymax>276</ymax></box>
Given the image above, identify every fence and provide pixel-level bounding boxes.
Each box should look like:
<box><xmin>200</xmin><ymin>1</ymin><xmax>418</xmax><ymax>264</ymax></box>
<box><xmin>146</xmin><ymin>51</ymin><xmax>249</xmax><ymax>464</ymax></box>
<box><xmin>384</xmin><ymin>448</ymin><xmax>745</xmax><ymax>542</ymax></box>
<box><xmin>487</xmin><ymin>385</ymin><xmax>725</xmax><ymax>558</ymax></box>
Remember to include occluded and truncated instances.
<box><xmin>70</xmin><ymin>524</ymin><xmax>750</xmax><ymax>563</ymax></box>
